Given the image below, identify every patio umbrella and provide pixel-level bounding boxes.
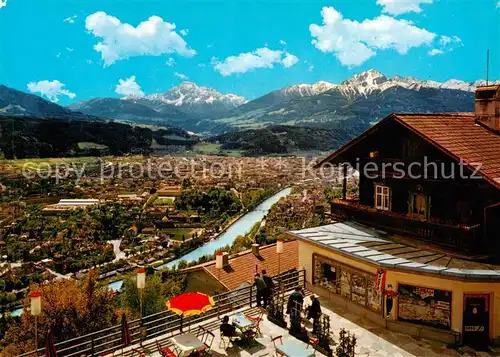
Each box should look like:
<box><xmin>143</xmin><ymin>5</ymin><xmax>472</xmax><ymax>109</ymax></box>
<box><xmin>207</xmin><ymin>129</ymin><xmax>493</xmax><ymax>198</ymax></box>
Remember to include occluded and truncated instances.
<box><xmin>45</xmin><ymin>330</ymin><xmax>58</xmax><ymax>357</ymax></box>
<box><xmin>121</xmin><ymin>313</ymin><xmax>132</xmax><ymax>346</ymax></box>
<box><xmin>166</xmin><ymin>292</ymin><xmax>215</xmax><ymax>331</ymax></box>
<box><xmin>166</xmin><ymin>292</ymin><xmax>215</xmax><ymax>317</ymax></box>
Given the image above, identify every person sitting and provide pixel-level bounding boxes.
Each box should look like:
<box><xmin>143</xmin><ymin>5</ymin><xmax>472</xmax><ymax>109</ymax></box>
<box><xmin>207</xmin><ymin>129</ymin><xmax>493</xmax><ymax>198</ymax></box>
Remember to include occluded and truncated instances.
<box><xmin>220</xmin><ymin>316</ymin><xmax>239</xmax><ymax>337</ymax></box>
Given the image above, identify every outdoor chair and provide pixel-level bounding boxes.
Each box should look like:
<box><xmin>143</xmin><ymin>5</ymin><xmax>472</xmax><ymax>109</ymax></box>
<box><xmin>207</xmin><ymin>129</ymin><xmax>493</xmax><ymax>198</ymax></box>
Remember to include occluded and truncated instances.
<box><xmin>198</xmin><ymin>326</ymin><xmax>215</xmax><ymax>354</ymax></box>
<box><xmin>156</xmin><ymin>341</ymin><xmax>178</xmax><ymax>357</ymax></box>
<box><xmin>245</xmin><ymin>309</ymin><xmax>264</xmax><ymax>336</ymax></box>
<box><xmin>271</xmin><ymin>335</ymin><xmax>284</xmax><ymax>357</ymax></box>
<box><xmin>219</xmin><ymin>326</ymin><xmax>239</xmax><ymax>350</ymax></box>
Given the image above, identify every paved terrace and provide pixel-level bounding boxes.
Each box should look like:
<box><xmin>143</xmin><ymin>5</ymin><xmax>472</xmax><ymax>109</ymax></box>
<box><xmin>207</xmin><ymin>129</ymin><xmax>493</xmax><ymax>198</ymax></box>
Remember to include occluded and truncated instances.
<box><xmin>21</xmin><ymin>270</ymin><xmax>494</xmax><ymax>357</ymax></box>
<box><xmin>104</xmin><ymin>295</ymin><xmax>493</xmax><ymax>357</ymax></box>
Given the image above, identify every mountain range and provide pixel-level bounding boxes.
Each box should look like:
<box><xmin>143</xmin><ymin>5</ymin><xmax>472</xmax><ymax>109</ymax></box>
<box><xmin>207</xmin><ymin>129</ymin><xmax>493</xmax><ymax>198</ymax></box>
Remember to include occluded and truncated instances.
<box><xmin>1</xmin><ymin>70</ymin><xmax>498</xmax><ymax>137</ymax></box>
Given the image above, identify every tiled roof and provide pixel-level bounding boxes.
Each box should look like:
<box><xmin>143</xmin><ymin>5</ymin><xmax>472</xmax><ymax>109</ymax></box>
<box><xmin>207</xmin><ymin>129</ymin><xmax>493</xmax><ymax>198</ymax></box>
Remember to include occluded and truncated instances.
<box><xmin>394</xmin><ymin>113</ymin><xmax>500</xmax><ymax>189</ymax></box>
<box><xmin>317</xmin><ymin>112</ymin><xmax>500</xmax><ymax>190</ymax></box>
<box><xmin>183</xmin><ymin>241</ymin><xmax>298</xmax><ymax>290</ymax></box>
<box><xmin>287</xmin><ymin>222</ymin><xmax>500</xmax><ymax>281</ymax></box>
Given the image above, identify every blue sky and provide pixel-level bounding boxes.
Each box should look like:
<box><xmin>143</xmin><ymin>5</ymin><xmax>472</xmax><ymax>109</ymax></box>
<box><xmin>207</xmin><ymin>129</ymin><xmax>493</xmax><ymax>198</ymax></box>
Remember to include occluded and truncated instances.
<box><xmin>0</xmin><ymin>0</ymin><xmax>499</xmax><ymax>104</ymax></box>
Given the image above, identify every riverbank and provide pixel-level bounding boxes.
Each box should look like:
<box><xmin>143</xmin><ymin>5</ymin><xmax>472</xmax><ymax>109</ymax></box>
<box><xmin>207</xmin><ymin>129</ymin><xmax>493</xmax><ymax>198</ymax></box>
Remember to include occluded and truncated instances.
<box><xmin>160</xmin><ymin>186</ymin><xmax>292</xmax><ymax>269</ymax></box>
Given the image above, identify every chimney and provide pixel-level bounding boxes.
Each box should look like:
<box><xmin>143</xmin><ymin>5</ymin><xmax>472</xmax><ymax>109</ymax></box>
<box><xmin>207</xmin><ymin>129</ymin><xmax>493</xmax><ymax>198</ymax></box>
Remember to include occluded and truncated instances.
<box><xmin>252</xmin><ymin>244</ymin><xmax>260</xmax><ymax>257</ymax></box>
<box><xmin>475</xmin><ymin>85</ymin><xmax>500</xmax><ymax>132</ymax></box>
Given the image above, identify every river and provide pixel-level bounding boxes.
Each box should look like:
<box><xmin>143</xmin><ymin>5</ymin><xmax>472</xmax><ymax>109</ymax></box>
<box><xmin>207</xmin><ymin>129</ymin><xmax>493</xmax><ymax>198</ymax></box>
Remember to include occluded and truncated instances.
<box><xmin>160</xmin><ymin>187</ymin><xmax>292</xmax><ymax>269</ymax></box>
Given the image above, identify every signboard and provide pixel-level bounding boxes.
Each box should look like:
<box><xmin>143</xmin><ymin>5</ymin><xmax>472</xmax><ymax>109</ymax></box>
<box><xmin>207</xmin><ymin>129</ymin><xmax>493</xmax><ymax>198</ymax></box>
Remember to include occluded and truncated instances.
<box><xmin>398</xmin><ymin>284</ymin><xmax>452</xmax><ymax>330</ymax></box>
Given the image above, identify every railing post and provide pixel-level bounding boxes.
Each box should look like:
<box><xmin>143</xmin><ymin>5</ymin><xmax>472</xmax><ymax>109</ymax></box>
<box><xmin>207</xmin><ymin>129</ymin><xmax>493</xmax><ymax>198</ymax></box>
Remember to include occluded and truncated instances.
<box><xmin>249</xmin><ymin>284</ymin><xmax>253</xmax><ymax>307</ymax></box>
<box><xmin>91</xmin><ymin>336</ymin><xmax>95</xmax><ymax>357</ymax></box>
<box><xmin>302</xmin><ymin>269</ymin><xmax>306</xmax><ymax>290</ymax></box>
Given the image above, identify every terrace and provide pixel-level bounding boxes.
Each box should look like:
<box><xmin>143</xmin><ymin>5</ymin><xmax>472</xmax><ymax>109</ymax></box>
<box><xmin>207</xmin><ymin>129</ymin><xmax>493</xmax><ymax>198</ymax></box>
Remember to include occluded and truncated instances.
<box><xmin>20</xmin><ymin>269</ymin><xmax>467</xmax><ymax>357</ymax></box>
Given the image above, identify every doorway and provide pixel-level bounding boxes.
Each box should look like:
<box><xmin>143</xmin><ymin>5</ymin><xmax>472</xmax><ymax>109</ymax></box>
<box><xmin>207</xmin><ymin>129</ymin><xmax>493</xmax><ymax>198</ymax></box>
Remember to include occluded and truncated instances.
<box><xmin>463</xmin><ymin>294</ymin><xmax>490</xmax><ymax>350</ymax></box>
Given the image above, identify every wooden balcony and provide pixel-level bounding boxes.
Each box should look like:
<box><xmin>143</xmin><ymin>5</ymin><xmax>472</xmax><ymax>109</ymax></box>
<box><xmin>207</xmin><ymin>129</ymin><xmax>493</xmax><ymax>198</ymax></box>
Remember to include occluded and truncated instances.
<box><xmin>331</xmin><ymin>200</ymin><xmax>483</xmax><ymax>252</ymax></box>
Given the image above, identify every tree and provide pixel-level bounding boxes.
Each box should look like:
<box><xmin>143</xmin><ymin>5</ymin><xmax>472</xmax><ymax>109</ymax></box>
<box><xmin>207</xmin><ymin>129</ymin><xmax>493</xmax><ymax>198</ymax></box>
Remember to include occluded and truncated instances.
<box><xmin>116</xmin><ymin>274</ymin><xmax>165</xmax><ymax>319</ymax></box>
<box><xmin>2</xmin><ymin>269</ymin><xmax>116</xmax><ymax>356</ymax></box>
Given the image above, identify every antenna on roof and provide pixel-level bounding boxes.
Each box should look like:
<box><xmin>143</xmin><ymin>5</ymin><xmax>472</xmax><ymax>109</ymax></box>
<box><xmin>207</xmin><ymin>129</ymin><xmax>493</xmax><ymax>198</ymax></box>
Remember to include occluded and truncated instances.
<box><xmin>486</xmin><ymin>49</ymin><xmax>490</xmax><ymax>86</ymax></box>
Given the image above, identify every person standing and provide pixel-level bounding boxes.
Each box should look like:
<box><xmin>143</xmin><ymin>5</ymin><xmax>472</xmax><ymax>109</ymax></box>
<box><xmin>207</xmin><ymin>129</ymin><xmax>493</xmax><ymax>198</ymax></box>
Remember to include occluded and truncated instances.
<box><xmin>262</xmin><ymin>269</ymin><xmax>275</xmax><ymax>307</ymax></box>
<box><xmin>254</xmin><ymin>273</ymin><xmax>267</xmax><ymax>307</ymax></box>
<box><xmin>306</xmin><ymin>295</ymin><xmax>322</xmax><ymax>334</ymax></box>
<box><xmin>287</xmin><ymin>287</ymin><xmax>304</xmax><ymax>334</ymax></box>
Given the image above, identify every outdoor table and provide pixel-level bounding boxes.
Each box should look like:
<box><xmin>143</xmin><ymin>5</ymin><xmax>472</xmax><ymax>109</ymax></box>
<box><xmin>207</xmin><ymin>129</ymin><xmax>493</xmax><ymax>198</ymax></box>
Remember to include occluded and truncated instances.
<box><xmin>231</xmin><ymin>313</ymin><xmax>254</xmax><ymax>332</ymax></box>
<box><xmin>171</xmin><ymin>333</ymin><xmax>206</xmax><ymax>357</ymax></box>
<box><xmin>276</xmin><ymin>340</ymin><xmax>315</xmax><ymax>357</ymax></box>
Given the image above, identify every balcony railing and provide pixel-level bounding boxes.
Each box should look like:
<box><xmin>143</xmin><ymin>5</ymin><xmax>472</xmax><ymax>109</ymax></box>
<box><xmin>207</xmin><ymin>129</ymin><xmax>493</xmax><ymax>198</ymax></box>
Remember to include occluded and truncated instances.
<box><xmin>19</xmin><ymin>269</ymin><xmax>305</xmax><ymax>357</ymax></box>
<box><xmin>331</xmin><ymin>200</ymin><xmax>483</xmax><ymax>251</ymax></box>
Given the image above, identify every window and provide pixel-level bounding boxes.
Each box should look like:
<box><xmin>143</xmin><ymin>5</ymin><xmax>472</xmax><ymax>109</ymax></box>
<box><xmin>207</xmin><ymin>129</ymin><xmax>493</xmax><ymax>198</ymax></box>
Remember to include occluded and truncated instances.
<box><xmin>314</xmin><ymin>256</ymin><xmax>338</xmax><ymax>290</ymax></box>
<box><xmin>414</xmin><ymin>194</ymin><xmax>426</xmax><ymax>216</ymax></box>
<box><xmin>375</xmin><ymin>185</ymin><xmax>390</xmax><ymax>211</ymax></box>
<box><xmin>410</xmin><ymin>192</ymin><xmax>430</xmax><ymax>219</ymax></box>
<box><xmin>313</xmin><ymin>254</ymin><xmax>381</xmax><ymax>312</ymax></box>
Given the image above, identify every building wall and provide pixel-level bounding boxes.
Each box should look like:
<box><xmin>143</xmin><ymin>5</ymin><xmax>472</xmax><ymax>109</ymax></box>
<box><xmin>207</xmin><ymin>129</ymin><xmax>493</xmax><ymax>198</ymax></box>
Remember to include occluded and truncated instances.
<box><xmin>298</xmin><ymin>240</ymin><xmax>500</xmax><ymax>342</ymax></box>
<box><xmin>185</xmin><ymin>270</ymin><xmax>225</xmax><ymax>295</ymax></box>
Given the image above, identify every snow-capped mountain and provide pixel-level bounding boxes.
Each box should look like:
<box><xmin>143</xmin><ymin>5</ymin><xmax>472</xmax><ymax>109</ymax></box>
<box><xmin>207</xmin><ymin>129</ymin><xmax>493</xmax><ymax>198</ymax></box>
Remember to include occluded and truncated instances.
<box><xmin>337</xmin><ymin>69</ymin><xmax>497</xmax><ymax>99</ymax></box>
<box><xmin>141</xmin><ymin>82</ymin><xmax>247</xmax><ymax>116</ymax></box>
<box><xmin>279</xmin><ymin>81</ymin><xmax>337</xmax><ymax>98</ymax></box>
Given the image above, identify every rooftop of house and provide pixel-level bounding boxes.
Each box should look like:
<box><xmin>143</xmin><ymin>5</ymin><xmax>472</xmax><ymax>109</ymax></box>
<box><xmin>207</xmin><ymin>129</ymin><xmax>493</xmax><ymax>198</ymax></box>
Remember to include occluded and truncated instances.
<box><xmin>181</xmin><ymin>240</ymin><xmax>299</xmax><ymax>290</ymax></box>
<box><xmin>287</xmin><ymin>221</ymin><xmax>500</xmax><ymax>281</ymax></box>
<box><xmin>317</xmin><ymin>112</ymin><xmax>500</xmax><ymax>189</ymax></box>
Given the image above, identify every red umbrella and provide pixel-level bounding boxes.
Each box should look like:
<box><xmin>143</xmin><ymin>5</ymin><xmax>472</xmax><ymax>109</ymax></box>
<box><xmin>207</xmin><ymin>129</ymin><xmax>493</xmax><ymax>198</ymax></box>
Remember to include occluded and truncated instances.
<box><xmin>45</xmin><ymin>330</ymin><xmax>58</xmax><ymax>357</ymax></box>
<box><xmin>166</xmin><ymin>292</ymin><xmax>215</xmax><ymax>317</ymax></box>
<box><xmin>121</xmin><ymin>313</ymin><xmax>132</xmax><ymax>346</ymax></box>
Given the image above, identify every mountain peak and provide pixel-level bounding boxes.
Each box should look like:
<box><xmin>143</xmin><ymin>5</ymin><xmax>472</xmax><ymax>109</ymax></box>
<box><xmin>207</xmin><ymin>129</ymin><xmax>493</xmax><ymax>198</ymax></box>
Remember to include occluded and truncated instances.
<box><xmin>143</xmin><ymin>81</ymin><xmax>247</xmax><ymax>115</ymax></box>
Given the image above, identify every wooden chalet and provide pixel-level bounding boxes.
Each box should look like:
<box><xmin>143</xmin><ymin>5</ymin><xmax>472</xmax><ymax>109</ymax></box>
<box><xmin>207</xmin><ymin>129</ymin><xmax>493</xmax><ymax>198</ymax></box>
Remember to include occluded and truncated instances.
<box><xmin>317</xmin><ymin>84</ymin><xmax>500</xmax><ymax>254</ymax></box>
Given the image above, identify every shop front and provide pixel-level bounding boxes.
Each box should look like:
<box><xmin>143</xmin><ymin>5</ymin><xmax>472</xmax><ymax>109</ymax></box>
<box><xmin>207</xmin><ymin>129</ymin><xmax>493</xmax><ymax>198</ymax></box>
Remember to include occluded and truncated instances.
<box><xmin>288</xmin><ymin>222</ymin><xmax>500</xmax><ymax>347</ymax></box>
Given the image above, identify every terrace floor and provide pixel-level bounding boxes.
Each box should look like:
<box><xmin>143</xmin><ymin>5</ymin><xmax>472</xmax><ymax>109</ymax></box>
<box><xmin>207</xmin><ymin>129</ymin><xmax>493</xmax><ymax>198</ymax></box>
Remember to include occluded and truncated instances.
<box><xmin>122</xmin><ymin>293</ymin><xmax>496</xmax><ymax>357</ymax></box>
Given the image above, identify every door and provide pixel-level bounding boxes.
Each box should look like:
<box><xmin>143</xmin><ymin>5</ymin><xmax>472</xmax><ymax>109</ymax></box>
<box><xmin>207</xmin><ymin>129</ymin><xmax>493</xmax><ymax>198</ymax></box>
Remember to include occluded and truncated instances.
<box><xmin>463</xmin><ymin>295</ymin><xmax>490</xmax><ymax>350</ymax></box>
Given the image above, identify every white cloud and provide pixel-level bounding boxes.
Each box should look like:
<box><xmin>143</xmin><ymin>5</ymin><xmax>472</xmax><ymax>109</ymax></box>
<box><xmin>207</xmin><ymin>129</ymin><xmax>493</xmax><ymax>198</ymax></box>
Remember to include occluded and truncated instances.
<box><xmin>85</xmin><ymin>12</ymin><xmax>196</xmax><ymax>66</ymax></box>
<box><xmin>166</xmin><ymin>57</ymin><xmax>176</xmax><ymax>66</ymax></box>
<box><xmin>174</xmin><ymin>72</ymin><xmax>188</xmax><ymax>80</ymax></box>
<box><xmin>66</xmin><ymin>47</ymin><xmax>74</xmax><ymax>52</ymax></box>
<box><xmin>428</xmin><ymin>48</ymin><xmax>444</xmax><ymax>56</ymax></box>
<box><xmin>27</xmin><ymin>80</ymin><xmax>76</xmax><ymax>103</ymax></box>
<box><xmin>0</xmin><ymin>0</ymin><xmax>7</xmax><ymax>9</ymax></box>
<box><xmin>439</xmin><ymin>35</ymin><xmax>462</xmax><ymax>46</ymax></box>
<box><xmin>86</xmin><ymin>59</ymin><xmax>93</xmax><ymax>64</ymax></box>
<box><xmin>377</xmin><ymin>0</ymin><xmax>433</xmax><ymax>16</ymax></box>
<box><xmin>115</xmin><ymin>76</ymin><xmax>144</xmax><ymax>97</ymax></box>
<box><xmin>309</xmin><ymin>7</ymin><xmax>436</xmax><ymax>67</ymax></box>
<box><xmin>180</xmin><ymin>29</ymin><xmax>189</xmax><ymax>36</ymax></box>
<box><xmin>282</xmin><ymin>52</ymin><xmax>299</xmax><ymax>68</ymax></box>
<box><xmin>63</xmin><ymin>15</ymin><xmax>78</xmax><ymax>24</ymax></box>
<box><xmin>308</xmin><ymin>65</ymin><xmax>314</xmax><ymax>72</ymax></box>
<box><xmin>497</xmin><ymin>0</ymin><xmax>500</xmax><ymax>7</ymax></box>
<box><xmin>212</xmin><ymin>47</ymin><xmax>299</xmax><ymax>76</ymax></box>
<box><xmin>279</xmin><ymin>40</ymin><xmax>287</xmax><ymax>45</ymax></box>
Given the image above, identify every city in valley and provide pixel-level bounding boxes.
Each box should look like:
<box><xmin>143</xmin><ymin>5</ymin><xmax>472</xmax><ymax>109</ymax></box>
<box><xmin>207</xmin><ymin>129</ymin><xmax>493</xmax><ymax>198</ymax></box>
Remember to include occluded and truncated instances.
<box><xmin>0</xmin><ymin>1</ymin><xmax>499</xmax><ymax>356</ymax></box>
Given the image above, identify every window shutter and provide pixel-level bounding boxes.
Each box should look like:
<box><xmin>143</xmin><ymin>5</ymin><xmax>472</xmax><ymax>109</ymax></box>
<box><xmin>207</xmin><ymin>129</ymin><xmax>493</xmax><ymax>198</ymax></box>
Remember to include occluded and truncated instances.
<box><xmin>408</xmin><ymin>191</ymin><xmax>414</xmax><ymax>214</ymax></box>
<box><xmin>426</xmin><ymin>195</ymin><xmax>431</xmax><ymax>219</ymax></box>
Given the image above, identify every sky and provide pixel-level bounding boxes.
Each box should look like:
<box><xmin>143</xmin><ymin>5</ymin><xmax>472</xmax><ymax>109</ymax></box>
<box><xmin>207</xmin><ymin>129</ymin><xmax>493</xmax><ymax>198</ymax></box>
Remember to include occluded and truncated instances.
<box><xmin>0</xmin><ymin>0</ymin><xmax>499</xmax><ymax>104</ymax></box>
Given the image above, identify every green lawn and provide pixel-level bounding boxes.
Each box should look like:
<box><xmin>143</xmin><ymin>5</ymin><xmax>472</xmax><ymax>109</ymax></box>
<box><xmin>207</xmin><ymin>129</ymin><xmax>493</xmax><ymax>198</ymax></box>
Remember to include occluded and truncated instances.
<box><xmin>162</xmin><ymin>228</ymin><xmax>197</xmax><ymax>241</ymax></box>
<box><xmin>154</xmin><ymin>197</ymin><xmax>175</xmax><ymax>206</ymax></box>
<box><xmin>193</xmin><ymin>143</ymin><xmax>222</xmax><ymax>153</ymax></box>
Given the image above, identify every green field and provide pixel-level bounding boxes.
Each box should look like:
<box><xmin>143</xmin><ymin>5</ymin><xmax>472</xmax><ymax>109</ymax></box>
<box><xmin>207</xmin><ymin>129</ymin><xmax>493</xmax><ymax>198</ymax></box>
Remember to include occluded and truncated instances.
<box><xmin>162</xmin><ymin>228</ymin><xmax>197</xmax><ymax>241</ymax></box>
<box><xmin>192</xmin><ymin>143</ymin><xmax>244</xmax><ymax>157</ymax></box>
<box><xmin>77</xmin><ymin>142</ymin><xmax>109</xmax><ymax>150</ymax></box>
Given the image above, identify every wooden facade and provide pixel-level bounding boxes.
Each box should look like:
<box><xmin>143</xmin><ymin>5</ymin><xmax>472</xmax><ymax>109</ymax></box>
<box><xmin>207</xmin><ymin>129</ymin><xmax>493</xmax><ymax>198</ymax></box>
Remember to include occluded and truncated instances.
<box><xmin>323</xmin><ymin>116</ymin><xmax>500</xmax><ymax>253</ymax></box>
